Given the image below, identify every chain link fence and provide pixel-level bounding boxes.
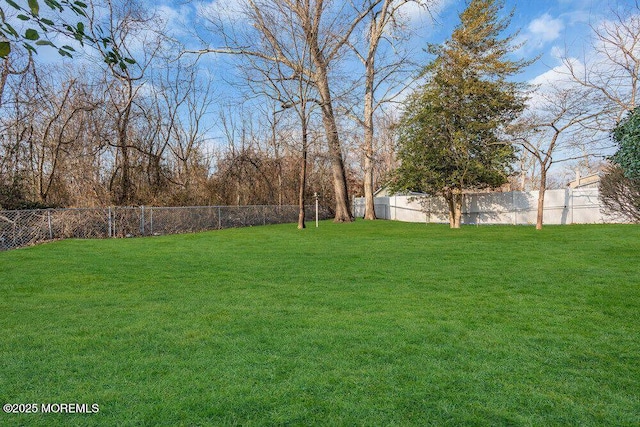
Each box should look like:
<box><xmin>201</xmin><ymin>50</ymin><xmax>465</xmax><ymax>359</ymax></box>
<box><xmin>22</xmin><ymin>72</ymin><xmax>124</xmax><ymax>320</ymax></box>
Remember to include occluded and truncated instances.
<box><xmin>0</xmin><ymin>205</ymin><xmax>332</xmax><ymax>251</ymax></box>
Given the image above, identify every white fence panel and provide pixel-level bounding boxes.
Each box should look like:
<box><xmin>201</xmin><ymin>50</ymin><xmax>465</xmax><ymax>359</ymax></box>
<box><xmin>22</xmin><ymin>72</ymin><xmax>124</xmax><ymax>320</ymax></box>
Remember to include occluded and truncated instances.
<box><xmin>355</xmin><ymin>188</ymin><xmax>618</xmax><ymax>225</ymax></box>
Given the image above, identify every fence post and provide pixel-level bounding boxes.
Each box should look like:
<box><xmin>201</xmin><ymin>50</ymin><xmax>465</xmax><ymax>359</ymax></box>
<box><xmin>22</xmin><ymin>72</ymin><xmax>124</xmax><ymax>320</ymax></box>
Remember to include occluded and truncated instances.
<box><xmin>569</xmin><ymin>189</ymin><xmax>574</xmax><ymax>225</ymax></box>
<box><xmin>218</xmin><ymin>206</ymin><xmax>221</xmax><ymax>230</ymax></box>
<box><xmin>140</xmin><ymin>206</ymin><xmax>145</xmax><ymax>236</ymax></box>
<box><xmin>394</xmin><ymin>195</ymin><xmax>397</xmax><ymax>221</ymax></box>
<box><xmin>150</xmin><ymin>207</ymin><xmax>154</xmax><ymax>236</ymax></box>
<box><xmin>108</xmin><ymin>207</ymin><xmax>112</xmax><ymax>238</ymax></box>
<box><xmin>512</xmin><ymin>191</ymin><xmax>517</xmax><ymax>225</ymax></box>
<box><xmin>13</xmin><ymin>211</ymin><xmax>19</xmax><ymax>247</ymax></box>
<box><xmin>47</xmin><ymin>210</ymin><xmax>53</xmax><ymax>240</ymax></box>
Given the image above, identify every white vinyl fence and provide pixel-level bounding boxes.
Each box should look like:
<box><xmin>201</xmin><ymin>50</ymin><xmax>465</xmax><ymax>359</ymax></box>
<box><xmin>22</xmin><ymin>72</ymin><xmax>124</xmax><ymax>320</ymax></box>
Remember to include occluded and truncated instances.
<box><xmin>354</xmin><ymin>188</ymin><xmax>621</xmax><ymax>225</ymax></box>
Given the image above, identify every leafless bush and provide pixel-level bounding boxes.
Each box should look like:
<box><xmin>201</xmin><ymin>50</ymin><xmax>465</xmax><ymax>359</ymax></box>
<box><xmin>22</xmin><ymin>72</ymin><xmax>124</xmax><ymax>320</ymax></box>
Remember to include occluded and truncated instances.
<box><xmin>599</xmin><ymin>166</ymin><xmax>640</xmax><ymax>223</ymax></box>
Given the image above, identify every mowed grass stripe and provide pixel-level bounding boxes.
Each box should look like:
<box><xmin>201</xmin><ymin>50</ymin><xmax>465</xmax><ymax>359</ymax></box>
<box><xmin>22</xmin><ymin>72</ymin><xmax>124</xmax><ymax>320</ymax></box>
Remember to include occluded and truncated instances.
<box><xmin>0</xmin><ymin>221</ymin><xmax>638</xmax><ymax>426</ymax></box>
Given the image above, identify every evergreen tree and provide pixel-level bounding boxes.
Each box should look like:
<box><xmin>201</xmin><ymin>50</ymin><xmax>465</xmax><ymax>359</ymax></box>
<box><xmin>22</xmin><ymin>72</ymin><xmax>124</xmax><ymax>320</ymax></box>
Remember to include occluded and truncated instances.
<box><xmin>612</xmin><ymin>107</ymin><xmax>640</xmax><ymax>180</ymax></box>
<box><xmin>600</xmin><ymin>107</ymin><xmax>640</xmax><ymax>222</ymax></box>
<box><xmin>392</xmin><ymin>0</ymin><xmax>529</xmax><ymax>228</ymax></box>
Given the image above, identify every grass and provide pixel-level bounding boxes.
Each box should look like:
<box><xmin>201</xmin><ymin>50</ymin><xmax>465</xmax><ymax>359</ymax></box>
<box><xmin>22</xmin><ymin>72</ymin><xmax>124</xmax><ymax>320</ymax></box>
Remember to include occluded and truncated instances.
<box><xmin>0</xmin><ymin>220</ymin><xmax>639</xmax><ymax>426</ymax></box>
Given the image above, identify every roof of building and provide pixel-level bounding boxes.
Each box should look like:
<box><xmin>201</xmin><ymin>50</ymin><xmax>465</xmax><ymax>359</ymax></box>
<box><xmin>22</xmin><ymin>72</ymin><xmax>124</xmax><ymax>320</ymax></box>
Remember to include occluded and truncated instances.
<box><xmin>568</xmin><ymin>173</ymin><xmax>601</xmax><ymax>189</ymax></box>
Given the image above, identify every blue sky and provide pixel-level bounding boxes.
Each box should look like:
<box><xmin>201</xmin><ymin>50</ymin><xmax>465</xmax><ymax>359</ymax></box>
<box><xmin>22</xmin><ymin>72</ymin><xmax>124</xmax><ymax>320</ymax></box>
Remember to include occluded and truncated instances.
<box><xmin>9</xmin><ymin>0</ymin><xmax>633</xmax><ymax>86</ymax></box>
<box><xmin>21</xmin><ymin>0</ymin><xmax>631</xmax><ymax>93</ymax></box>
<box><xmin>155</xmin><ymin>0</ymin><xmax>636</xmax><ymax>104</ymax></box>
<box><xmin>9</xmin><ymin>0</ymin><xmax>636</xmax><ymax>170</ymax></box>
<box><xmin>416</xmin><ymin>0</ymin><xmax>622</xmax><ymax>83</ymax></box>
<box><xmin>157</xmin><ymin>0</ymin><xmax>635</xmax><ymax>178</ymax></box>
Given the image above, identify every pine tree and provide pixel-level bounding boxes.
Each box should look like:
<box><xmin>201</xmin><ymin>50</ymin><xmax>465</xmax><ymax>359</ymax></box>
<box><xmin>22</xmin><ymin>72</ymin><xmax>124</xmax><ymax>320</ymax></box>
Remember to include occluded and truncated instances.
<box><xmin>392</xmin><ymin>0</ymin><xmax>530</xmax><ymax>228</ymax></box>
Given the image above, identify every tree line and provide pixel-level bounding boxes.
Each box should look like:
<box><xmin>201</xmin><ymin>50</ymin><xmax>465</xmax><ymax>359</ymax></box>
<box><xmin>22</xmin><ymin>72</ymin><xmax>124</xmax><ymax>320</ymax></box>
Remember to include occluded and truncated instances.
<box><xmin>1</xmin><ymin>0</ymin><xmax>638</xmax><ymax>227</ymax></box>
<box><xmin>1</xmin><ymin>0</ymin><xmax>406</xmax><ymax>228</ymax></box>
<box><xmin>0</xmin><ymin>52</ymin><xmax>372</xmax><ymax>211</ymax></box>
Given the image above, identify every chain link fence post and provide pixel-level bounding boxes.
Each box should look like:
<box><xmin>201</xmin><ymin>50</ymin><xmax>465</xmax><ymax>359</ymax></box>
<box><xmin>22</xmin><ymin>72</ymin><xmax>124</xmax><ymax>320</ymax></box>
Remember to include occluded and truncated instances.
<box><xmin>142</xmin><ymin>206</ymin><xmax>146</xmax><ymax>236</ymax></box>
<box><xmin>47</xmin><ymin>210</ymin><xmax>53</xmax><ymax>240</ymax></box>
<box><xmin>108</xmin><ymin>207</ymin><xmax>112</xmax><ymax>238</ymax></box>
<box><xmin>13</xmin><ymin>211</ymin><xmax>18</xmax><ymax>247</ymax></box>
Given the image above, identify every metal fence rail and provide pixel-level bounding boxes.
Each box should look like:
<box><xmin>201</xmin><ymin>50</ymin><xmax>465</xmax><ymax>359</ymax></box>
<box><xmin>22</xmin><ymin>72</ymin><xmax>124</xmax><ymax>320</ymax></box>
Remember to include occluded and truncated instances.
<box><xmin>0</xmin><ymin>205</ymin><xmax>331</xmax><ymax>251</ymax></box>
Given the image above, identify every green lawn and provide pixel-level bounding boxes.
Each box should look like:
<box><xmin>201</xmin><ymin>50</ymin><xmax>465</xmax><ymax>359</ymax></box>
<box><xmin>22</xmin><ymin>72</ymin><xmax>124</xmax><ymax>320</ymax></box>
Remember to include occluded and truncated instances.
<box><xmin>1</xmin><ymin>221</ymin><xmax>639</xmax><ymax>426</ymax></box>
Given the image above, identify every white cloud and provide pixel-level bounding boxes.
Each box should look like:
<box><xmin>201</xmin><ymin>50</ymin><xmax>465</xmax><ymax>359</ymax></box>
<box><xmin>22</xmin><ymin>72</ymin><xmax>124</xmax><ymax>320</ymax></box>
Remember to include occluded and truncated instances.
<box><xmin>396</xmin><ymin>0</ymin><xmax>455</xmax><ymax>30</ymax></box>
<box><xmin>529</xmin><ymin>57</ymin><xmax>581</xmax><ymax>88</ymax></box>
<box><xmin>196</xmin><ymin>0</ymin><xmax>246</xmax><ymax>23</ymax></box>
<box><xmin>549</xmin><ymin>45</ymin><xmax>564</xmax><ymax>60</ymax></box>
<box><xmin>528</xmin><ymin>14</ymin><xmax>565</xmax><ymax>43</ymax></box>
<box><xmin>156</xmin><ymin>5</ymin><xmax>192</xmax><ymax>39</ymax></box>
<box><xmin>514</xmin><ymin>13</ymin><xmax>566</xmax><ymax>56</ymax></box>
<box><xmin>562</xmin><ymin>9</ymin><xmax>593</xmax><ymax>26</ymax></box>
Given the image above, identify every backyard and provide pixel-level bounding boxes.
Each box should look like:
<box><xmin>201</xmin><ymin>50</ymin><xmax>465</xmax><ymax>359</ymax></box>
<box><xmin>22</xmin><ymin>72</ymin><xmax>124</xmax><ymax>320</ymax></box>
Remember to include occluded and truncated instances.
<box><xmin>0</xmin><ymin>221</ymin><xmax>638</xmax><ymax>425</ymax></box>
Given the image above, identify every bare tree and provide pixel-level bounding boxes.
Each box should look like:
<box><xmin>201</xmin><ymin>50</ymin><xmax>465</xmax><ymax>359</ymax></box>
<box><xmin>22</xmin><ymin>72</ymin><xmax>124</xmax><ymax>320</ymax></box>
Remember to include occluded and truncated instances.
<box><xmin>216</xmin><ymin>106</ymin><xmax>284</xmax><ymax>206</ymax></box>
<box><xmin>0</xmin><ymin>50</ymin><xmax>34</xmax><ymax>208</ymax></box>
<box><xmin>1</xmin><ymin>2</ymin><xmax>218</xmax><ymax>209</ymax></box>
<box><xmin>88</xmin><ymin>0</ymin><xmax>164</xmax><ymax>205</ymax></box>
<box><xmin>513</xmin><ymin>85</ymin><xmax>602</xmax><ymax>229</ymax></box>
<box><xmin>0</xmin><ymin>55</ymin><xmax>39</xmax><ymax>208</ymax></box>
<box><xmin>192</xmin><ymin>0</ymin><xmax>387</xmax><ymax>222</ymax></box>
<box><xmin>1</xmin><ymin>51</ymin><xmax>33</xmax><ymax>109</ymax></box>
<box><xmin>562</xmin><ymin>2</ymin><xmax>640</xmax><ymax>125</ymax></box>
<box><xmin>600</xmin><ymin>164</ymin><xmax>640</xmax><ymax>223</ymax></box>
<box><xmin>30</xmin><ymin>76</ymin><xmax>98</xmax><ymax>205</ymax></box>
<box><xmin>350</xmin><ymin>0</ymin><xmax>432</xmax><ymax>220</ymax></box>
<box><xmin>162</xmin><ymin>64</ymin><xmax>216</xmax><ymax>206</ymax></box>
<box><xmin>0</xmin><ymin>60</ymin><xmax>112</xmax><ymax>208</ymax></box>
<box><xmin>238</xmin><ymin>31</ymin><xmax>318</xmax><ymax>228</ymax></box>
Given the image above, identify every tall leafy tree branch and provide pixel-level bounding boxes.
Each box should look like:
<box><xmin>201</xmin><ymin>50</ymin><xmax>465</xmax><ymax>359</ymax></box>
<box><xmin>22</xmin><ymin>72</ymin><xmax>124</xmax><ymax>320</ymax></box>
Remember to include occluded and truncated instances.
<box><xmin>1</xmin><ymin>0</ymin><xmax>133</xmax><ymax>68</ymax></box>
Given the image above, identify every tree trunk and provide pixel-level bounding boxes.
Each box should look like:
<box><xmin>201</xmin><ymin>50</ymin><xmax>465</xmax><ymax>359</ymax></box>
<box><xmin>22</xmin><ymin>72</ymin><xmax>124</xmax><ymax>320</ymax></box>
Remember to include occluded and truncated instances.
<box><xmin>454</xmin><ymin>193</ymin><xmax>463</xmax><ymax>228</ymax></box>
<box><xmin>118</xmin><ymin>126</ymin><xmax>132</xmax><ymax>206</ymax></box>
<box><xmin>363</xmin><ymin>52</ymin><xmax>376</xmax><ymax>220</ymax></box>
<box><xmin>536</xmin><ymin>168</ymin><xmax>547</xmax><ymax>230</ymax></box>
<box><xmin>0</xmin><ymin>59</ymin><xmax>9</xmax><ymax>109</ymax></box>
<box><xmin>311</xmin><ymin>46</ymin><xmax>353</xmax><ymax>222</ymax></box>
<box><xmin>272</xmin><ymin>111</ymin><xmax>283</xmax><ymax>207</ymax></box>
<box><xmin>297</xmin><ymin>148</ymin><xmax>307</xmax><ymax>229</ymax></box>
<box><xmin>297</xmin><ymin>103</ymin><xmax>308</xmax><ymax>230</ymax></box>
<box><xmin>363</xmin><ymin>149</ymin><xmax>376</xmax><ymax>220</ymax></box>
<box><xmin>324</xmin><ymin>116</ymin><xmax>352</xmax><ymax>222</ymax></box>
<box><xmin>115</xmin><ymin>81</ymin><xmax>134</xmax><ymax>206</ymax></box>
<box><xmin>446</xmin><ymin>190</ymin><xmax>463</xmax><ymax>229</ymax></box>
